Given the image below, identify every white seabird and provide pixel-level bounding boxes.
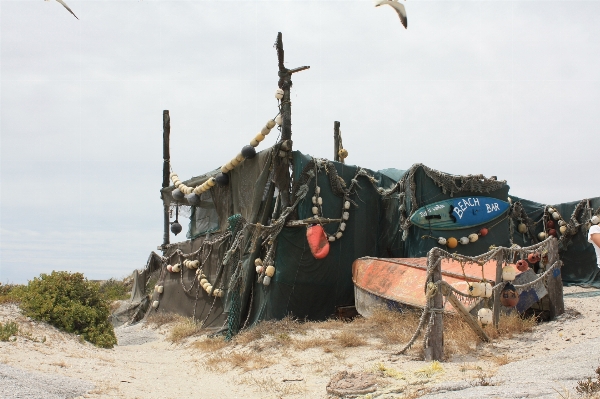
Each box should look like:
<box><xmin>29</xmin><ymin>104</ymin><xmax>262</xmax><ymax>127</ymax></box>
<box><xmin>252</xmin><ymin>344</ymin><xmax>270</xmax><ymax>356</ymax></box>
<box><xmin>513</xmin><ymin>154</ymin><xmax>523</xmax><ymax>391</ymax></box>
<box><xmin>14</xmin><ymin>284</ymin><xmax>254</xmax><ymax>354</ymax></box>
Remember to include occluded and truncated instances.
<box><xmin>46</xmin><ymin>0</ymin><xmax>79</xmax><ymax>19</ymax></box>
<box><xmin>374</xmin><ymin>0</ymin><xmax>407</xmax><ymax>29</ymax></box>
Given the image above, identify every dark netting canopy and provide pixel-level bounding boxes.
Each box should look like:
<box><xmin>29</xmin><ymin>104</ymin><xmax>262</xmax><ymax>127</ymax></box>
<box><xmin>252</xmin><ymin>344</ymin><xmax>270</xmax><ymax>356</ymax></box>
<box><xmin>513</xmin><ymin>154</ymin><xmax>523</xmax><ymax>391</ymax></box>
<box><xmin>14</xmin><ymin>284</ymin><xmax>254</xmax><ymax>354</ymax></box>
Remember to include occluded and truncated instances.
<box><xmin>131</xmin><ymin>145</ymin><xmax>599</xmax><ymax>335</ymax></box>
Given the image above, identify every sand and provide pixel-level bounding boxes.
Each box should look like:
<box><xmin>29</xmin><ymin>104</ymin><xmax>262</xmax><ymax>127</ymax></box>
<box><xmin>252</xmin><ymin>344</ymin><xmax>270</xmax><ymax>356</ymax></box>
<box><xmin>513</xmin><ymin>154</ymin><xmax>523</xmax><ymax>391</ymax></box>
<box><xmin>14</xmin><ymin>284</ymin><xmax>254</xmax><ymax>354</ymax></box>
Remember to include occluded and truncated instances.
<box><xmin>1</xmin><ymin>286</ymin><xmax>600</xmax><ymax>399</ymax></box>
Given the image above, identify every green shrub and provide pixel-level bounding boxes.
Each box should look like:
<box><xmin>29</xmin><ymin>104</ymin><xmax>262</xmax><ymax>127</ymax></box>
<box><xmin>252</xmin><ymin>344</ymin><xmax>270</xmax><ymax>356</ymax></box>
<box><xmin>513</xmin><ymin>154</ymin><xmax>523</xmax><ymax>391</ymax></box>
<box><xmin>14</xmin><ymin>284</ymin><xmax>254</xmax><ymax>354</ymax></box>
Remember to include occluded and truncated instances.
<box><xmin>0</xmin><ymin>283</ymin><xmax>24</xmax><ymax>304</ymax></box>
<box><xmin>0</xmin><ymin>322</ymin><xmax>19</xmax><ymax>341</ymax></box>
<box><xmin>19</xmin><ymin>271</ymin><xmax>117</xmax><ymax>348</ymax></box>
<box><xmin>98</xmin><ymin>278</ymin><xmax>130</xmax><ymax>301</ymax></box>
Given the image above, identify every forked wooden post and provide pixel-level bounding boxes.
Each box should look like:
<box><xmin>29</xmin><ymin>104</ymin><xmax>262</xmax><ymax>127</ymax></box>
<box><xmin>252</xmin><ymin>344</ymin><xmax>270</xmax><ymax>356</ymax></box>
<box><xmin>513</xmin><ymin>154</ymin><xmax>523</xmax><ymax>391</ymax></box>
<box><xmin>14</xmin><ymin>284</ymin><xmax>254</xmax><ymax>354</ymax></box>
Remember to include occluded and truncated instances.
<box><xmin>425</xmin><ymin>253</ymin><xmax>444</xmax><ymax>361</ymax></box>
<box><xmin>493</xmin><ymin>250</ymin><xmax>504</xmax><ymax>328</ymax></box>
<box><xmin>546</xmin><ymin>237</ymin><xmax>564</xmax><ymax>319</ymax></box>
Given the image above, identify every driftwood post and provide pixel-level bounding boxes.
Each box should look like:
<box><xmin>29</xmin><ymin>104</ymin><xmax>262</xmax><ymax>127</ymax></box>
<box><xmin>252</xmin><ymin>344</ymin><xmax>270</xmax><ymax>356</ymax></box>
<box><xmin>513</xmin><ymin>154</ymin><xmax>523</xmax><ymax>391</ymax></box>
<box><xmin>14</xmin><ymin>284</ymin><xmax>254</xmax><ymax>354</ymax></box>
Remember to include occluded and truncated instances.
<box><xmin>273</xmin><ymin>32</ymin><xmax>309</xmax><ymax>210</ymax></box>
<box><xmin>162</xmin><ymin>110</ymin><xmax>171</xmax><ymax>251</ymax></box>
<box><xmin>333</xmin><ymin>121</ymin><xmax>341</xmax><ymax>162</ymax></box>
<box><xmin>425</xmin><ymin>252</ymin><xmax>444</xmax><ymax>361</ymax></box>
<box><xmin>546</xmin><ymin>237</ymin><xmax>564</xmax><ymax>319</ymax></box>
<box><xmin>493</xmin><ymin>250</ymin><xmax>504</xmax><ymax>328</ymax></box>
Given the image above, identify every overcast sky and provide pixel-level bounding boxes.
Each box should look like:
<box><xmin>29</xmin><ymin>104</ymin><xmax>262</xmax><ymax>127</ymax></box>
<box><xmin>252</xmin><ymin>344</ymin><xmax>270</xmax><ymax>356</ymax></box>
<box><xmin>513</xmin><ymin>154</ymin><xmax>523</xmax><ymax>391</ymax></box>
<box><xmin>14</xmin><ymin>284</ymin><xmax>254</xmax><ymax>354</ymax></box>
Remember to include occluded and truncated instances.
<box><xmin>1</xmin><ymin>0</ymin><xmax>598</xmax><ymax>284</ymax></box>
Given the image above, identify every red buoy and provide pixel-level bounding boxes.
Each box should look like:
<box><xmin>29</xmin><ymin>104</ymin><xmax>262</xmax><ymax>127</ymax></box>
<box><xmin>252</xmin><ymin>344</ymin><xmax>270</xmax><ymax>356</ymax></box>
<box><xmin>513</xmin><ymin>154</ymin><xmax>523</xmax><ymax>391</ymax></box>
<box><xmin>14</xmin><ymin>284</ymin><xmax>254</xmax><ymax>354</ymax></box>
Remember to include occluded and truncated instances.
<box><xmin>479</xmin><ymin>228</ymin><xmax>489</xmax><ymax>237</ymax></box>
<box><xmin>548</xmin><ymin>228</ymin><xmax>557</xmax><ymax>237</ymax></box>
<box><xmin>528</xmin><ymin>252</ymin><xmax>541</xmax><ymax>264</ymax></box>
<box><xmin>546</xmin><ymin>220</ymin><xmax>555</xmax><ymax>229</ymax></box>
<box><xmin>516</xmin><ymin>259</ymin><xmax>529</xmax><ymax>272</ymax></box>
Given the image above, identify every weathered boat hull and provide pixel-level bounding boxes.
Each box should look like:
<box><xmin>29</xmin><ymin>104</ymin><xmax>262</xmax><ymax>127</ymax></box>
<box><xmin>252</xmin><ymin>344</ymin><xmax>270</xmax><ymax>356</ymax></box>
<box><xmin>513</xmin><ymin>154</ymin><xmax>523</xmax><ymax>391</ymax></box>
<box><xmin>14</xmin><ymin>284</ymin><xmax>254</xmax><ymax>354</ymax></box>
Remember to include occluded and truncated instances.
<box><xmin>352</xmin><ymin>257</ymin><xmax>544</xmax><ymax>317</ymax></box>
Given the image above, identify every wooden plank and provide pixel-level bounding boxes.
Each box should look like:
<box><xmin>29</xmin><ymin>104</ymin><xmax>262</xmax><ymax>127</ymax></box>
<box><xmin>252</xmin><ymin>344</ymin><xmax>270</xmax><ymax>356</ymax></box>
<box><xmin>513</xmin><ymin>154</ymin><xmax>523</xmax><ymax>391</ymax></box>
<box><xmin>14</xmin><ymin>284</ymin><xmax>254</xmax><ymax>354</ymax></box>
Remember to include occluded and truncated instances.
<box><xmin>546</xmin><ymin>237</ymin><xmax>564</xmax><ymax>319</ymax></box>
<box><xmin>286</xmin><ymin>217</ymin><xmax>342</xmax><ymax>227</ymax></box>
<box><xmin>425</xmin><ymin>254</ymin><xmax>444</xmax><ymax>361</ymax></box>
<box><xmin>442</xmin><ymin>284</ymin><xmax>490</xmax><ymax>342</ymax></box>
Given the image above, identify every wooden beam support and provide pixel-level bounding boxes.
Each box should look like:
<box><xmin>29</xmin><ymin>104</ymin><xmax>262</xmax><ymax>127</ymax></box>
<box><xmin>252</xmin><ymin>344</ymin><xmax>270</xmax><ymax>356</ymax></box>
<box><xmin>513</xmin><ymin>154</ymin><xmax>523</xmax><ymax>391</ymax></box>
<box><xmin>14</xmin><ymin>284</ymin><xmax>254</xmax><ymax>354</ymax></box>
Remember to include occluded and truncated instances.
<box><xmin>493</xmin><ymin>251</ymin><xmax>503</xmax><ymax>328</ymax></box>
<box><xmin>425</xmin><ymin>253</ymin><xmax>444</xmax><ymax>361</ymax></box>
<box><xmin>546</xmin><ymin>237</ymin><xmax>564</xmax><ymax>319</ymax></box>
<box><xmin>286</xmin><ymin>217</ymin><xmax>342</xmax><ymax>227</ymax></box>
<box><xmin>441</xmin><ymin>284</ymin><xmax>490</xmax><ymax>342</ymax></box>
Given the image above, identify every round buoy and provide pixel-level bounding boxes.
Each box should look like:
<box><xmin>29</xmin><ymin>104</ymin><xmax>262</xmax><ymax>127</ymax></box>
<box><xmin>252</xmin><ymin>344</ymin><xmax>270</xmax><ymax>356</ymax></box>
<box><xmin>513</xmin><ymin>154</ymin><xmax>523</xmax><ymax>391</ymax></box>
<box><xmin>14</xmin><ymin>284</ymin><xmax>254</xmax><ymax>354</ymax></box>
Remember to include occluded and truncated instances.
<box><xmin>437</xmin><ymin>237</ymin><xmax>447</xmax><ymax>246</ymax></box>
<box><xmin>215</xmin><ymin>172</ymin><xmax>229</xmax><ymax>187</ymax></box>
<box><xmin>468</xmin><ymin>233</ymin><xmax>479</xmax><ymax>243</ymax></box>
<box><xmin>516</xmin><ymin>259</ymin><xmax>529</xmax><ymax>272</ymax></box>
<box><xmin>446</xmin><ymin>237</ymin><xmax>458</xmax><ymax>249</ymax></box>
<box><xmin>559</xmin><ymin>225</ymin><xmax>567</xmax><ymax>234</ymax></box>
<box><xmin>500</xmin><ymin>283</ymin><xmax>519</xmax><ymax>308</ymax></box>
<box><xmin>517</xmin><ymin>223</ymin><xmax>528</xmax><ymax>234</ymax></box>
<box><xmin>548</xmin><ymin>228</ymin><xmax>557</xmax><ymax>237</ymax></box>
<box><xmin>241</xmin><ymin>145</ymin><xmax>257</xmax><ymax>159</ymax></box>
<box><xmin>502</xmin><ymin>265</ymin><xmax>516</xmax><ymax>281</ymax></box>
<box><xmin>528</xmin><ymin>252</ymin><xmax>541</xmax><ymax>264</ymax></box>
<box><xmin>171</xmin><ymin>221</ymin><xmax>182</xmax><ymax>236</ymax></box>
<box><xmin>172</xmin><ymin>188</ymin><xmax>185</xmax><ymax>201</ymax></box>
<box><xmin>546</xmin><ymin>220</ymin><xmax>555</xmax><ymax>229</ymax></box>
<box><xmin>459</xmin><ymin>237</ymin><xmax>469</xmax><ymax>245</ymax></box>
<box><xmin>592</xmin><ymin>215</ymin><xmax>600</xmax><ymax>225</ymax></box>
<box><xmin>185</xmin><ymin>193</ymin><xmax>201</xmax><ymax>206</ymax></box>
<box><xmin>538</xmin><ymin>231</ymin><xmax>547</xmax><ymax>240</ymax></box>
<box><xmin>477</xmin><ymin>308</ymin><xmax>493</xmax><ymax>326</ymax></box>
<box><xmin>479</xmin><ymin>228</ymin><xmax>489</xmax><ymax>237</ymax></box>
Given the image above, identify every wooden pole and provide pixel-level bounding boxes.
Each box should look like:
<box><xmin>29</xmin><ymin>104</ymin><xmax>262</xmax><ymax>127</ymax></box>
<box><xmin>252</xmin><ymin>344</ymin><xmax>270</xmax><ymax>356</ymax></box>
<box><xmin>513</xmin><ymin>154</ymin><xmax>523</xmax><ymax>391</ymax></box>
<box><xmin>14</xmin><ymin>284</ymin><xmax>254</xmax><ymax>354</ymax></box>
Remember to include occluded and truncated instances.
<box><xmin>493</xmin><ymin>251</ymin><xmax>503</xmax><ymax>328</ymax></box>
<box><xmin>275</xmin><ymin>32</ymin><xmax>309</xmax><ymax>143</ymax></box>
<box><xmin>274</xmin><ymin>32</ymin><xmax>309</xmax><ymax>211</ymax></box>
<box><xmin>425</xmin><ymin>253</ymin><xmax>444</xmax><ymax>361</ymax></box>
<box><xmin>546</xmin><ymin>237</ymin><xmax>564</xmax><ymax>319</ymax></box>
<box><xmin>333</xmin><ymin>121</ymin><xmax>341</xmax><ymax>162</ymax></box>
<box><xmin>162</xmin><ymin>110</ymin><xmax>171</xmax><ymax>250</ymax></box>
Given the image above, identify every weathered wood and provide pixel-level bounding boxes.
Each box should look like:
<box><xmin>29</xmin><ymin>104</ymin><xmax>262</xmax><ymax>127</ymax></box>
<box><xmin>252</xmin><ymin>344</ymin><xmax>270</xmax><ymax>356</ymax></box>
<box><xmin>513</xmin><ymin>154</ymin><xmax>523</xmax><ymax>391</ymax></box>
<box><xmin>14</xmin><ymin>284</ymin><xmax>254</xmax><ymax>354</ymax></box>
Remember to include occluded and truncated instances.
<box><xmin>334</xmin><ymin>121</ymin><xmax>341</xmax><ymax>162</ymax></box>
<box><xmin>546</xmin><ymin>237</ymin><xmax>564</xmax><ymax>319</ymax></box>
<box><xmin>493</xmin><ymin>251</ymin><xmax>503</xmax><ymax>328</ymax></box>
<box><xmin>286</xmin><ymin>217</ymin><xmax>342</xmax><ymax>227</ymax></box>
<box><xmin>425</xmin><ymin>254</ymin><xmax>444</xmax><ymax>361</ymax></box>
<box><xmin>162</xmin><ymin>110</ymin><xmax>171</xmax><ymax>250</ymax></box>
<box><xmin>273</xmin><ymin>32</ymin><xmax>310</xmax><ymax>213</ymax></box>
<box><xmin>442</xmin><ymin>284</ymin><xmax>490</xmax><ymax>342</ymax></box>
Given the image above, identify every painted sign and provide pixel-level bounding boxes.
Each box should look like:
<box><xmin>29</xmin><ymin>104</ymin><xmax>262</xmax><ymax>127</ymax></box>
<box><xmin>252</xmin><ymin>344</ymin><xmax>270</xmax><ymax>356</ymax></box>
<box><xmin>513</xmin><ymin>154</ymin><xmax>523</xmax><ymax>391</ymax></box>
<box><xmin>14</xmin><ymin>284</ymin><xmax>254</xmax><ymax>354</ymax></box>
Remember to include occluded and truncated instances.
<box><xmin>409</xmin><ymin>196</ymin><xmax>509</xmax><ymax>230</ymax></box>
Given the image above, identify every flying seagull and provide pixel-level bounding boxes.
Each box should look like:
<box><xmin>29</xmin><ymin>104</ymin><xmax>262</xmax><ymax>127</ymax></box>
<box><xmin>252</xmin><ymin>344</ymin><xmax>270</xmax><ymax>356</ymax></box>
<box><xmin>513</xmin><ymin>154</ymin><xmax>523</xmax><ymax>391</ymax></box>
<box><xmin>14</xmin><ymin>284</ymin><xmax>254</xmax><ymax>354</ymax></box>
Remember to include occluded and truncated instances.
<box><xmin>46</xmin><ymin>0</ymin><xmax>79</xmax><ymax>19</ymax></box>
<box><xmin>374</xmin><ymin>0</ymin><xmax>407</xmax><ymax>29</ymax></box>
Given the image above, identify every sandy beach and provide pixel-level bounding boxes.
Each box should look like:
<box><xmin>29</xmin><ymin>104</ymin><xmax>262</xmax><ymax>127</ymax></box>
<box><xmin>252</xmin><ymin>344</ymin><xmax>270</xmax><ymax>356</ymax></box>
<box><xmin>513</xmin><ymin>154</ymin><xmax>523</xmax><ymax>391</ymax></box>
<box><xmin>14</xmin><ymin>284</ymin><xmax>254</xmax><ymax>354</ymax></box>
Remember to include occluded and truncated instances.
<box><xmin>1</xmin><ymin>285</ymin><xmax>600</xmax><ymax>399</ymax></box>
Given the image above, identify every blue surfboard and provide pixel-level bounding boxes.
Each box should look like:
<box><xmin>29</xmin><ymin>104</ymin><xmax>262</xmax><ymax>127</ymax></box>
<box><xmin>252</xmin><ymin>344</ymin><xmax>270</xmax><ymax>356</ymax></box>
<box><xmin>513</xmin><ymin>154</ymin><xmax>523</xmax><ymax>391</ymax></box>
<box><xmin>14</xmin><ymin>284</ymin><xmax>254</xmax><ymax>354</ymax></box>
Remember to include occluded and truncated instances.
<box><xmin>409</xmin><ymin>196</ymin><xmax>509</xmax><ymax>230</ymax></box>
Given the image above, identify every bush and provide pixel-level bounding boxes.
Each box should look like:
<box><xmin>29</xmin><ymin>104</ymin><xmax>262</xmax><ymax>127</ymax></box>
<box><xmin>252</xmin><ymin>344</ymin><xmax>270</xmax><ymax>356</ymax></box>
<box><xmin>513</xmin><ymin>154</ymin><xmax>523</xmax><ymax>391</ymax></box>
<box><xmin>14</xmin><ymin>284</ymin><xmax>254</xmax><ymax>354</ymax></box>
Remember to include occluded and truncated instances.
<box><xmin>19</xmin><ymin>271</ymin><xmax>117</xmax><ymax>348</ymax></box>
<box><xmin>0</xmin><ymin>322</ymin><xmax>19</xmax><ymax>341</ymax></box>
<box><xmin>0</xmin><ymin>283</ymin><xmax>23</xmax><ymax>304</ymax></box>
<box><xmin>98</xmin><ymin>278</ymin><xmax>130</xmax><ymax>301</ymax></box>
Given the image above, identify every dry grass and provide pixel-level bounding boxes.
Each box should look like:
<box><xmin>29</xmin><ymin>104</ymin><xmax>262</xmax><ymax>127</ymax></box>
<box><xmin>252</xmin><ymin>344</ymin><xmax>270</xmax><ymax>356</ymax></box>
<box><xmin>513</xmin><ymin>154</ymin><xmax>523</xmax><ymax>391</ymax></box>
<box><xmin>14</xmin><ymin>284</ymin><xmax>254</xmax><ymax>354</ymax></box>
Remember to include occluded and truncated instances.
<box><xmin>192</xmin><ymin>336</ymin><xmax>229</xmax><ymax>352</ymax></box>
<box><xmin>491</xmin><ymin>353</ymin><xmax>511</xmax><ymax>366</ymax></box>
<box><xmin>50</xmin><ymin>360</ymin><xmax>68</xmax><ymax>368</ymax></box>
<box><xmin>203</xmin><ymin>350</ymin><xmax>275</xmax><ymax>372</ymax></box>
<box><xmin>291</xmin><ymin>336</ymin><xmax>331</xmax><ymax>351</ymax></box>
<box><xmin>483</xmin><ymin>312</ymin><xmax>537</xmax><ymax>339</ymax></box>
<box><xmin>443</xmin><ymin>314</ymin><xmax>480</xmax><ymax>357</ymax></box>
<box><xmin>168</xmin><ymin>319</ymin><xmax>202</xmax><ymax>343</ymax></box>
<box><xmin>233</xmin><ymin>316</ymin><xmax>307</xmax><ymax>346</ymax></box>
<box><xmin>334</xmin><ymin>330</ymin><xmax>367</xmax><ymax>347</ymax></box>
<box><xmin>238</xmin><ymin>375</ymin><xmax>307</xmax><ymax>396</ymax></box>
<box><xmin>145</xmin><ymin>311</ymin><xmax>185</xmax><ymax>327</ymax></box>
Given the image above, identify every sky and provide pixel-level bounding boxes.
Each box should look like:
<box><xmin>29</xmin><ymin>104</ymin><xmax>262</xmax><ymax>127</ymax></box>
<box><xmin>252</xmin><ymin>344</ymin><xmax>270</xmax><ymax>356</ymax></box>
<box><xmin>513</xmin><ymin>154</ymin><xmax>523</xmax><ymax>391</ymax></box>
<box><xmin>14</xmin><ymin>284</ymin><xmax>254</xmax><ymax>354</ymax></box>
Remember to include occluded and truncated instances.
<box><xmin>1</xmin><ymin>0</ymin><xmax>599</xmax><ymax>284</ymax></box>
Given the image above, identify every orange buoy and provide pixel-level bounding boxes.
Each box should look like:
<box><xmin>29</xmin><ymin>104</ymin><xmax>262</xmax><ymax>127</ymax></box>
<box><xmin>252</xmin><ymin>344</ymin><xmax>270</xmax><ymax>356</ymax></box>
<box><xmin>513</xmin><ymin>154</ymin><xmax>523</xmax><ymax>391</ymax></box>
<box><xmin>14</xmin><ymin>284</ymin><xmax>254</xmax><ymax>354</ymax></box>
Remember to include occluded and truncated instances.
<box><xmin>306</xmin><ymin>224</ymin><xmax>330</xmax><ymax>259</ymax></box>
<box><xmin>446</xmin><ymin>237</ymin><xmax>458</xmax><ymax>249</ymax></box>
<box><xmin>516</xmin><ymin>259</ymin><xmax>529</xmax><ymax>272</ymax></box>
<box><xmin>479</xmin><ymin>228</ymin><xmax>489</xmax><ymax>237</ymax></box>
